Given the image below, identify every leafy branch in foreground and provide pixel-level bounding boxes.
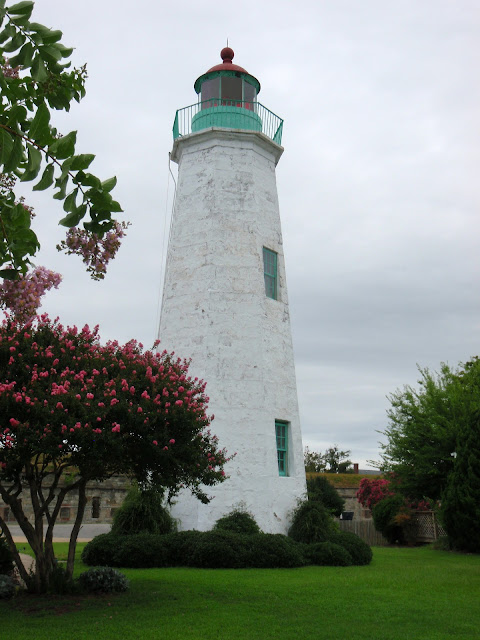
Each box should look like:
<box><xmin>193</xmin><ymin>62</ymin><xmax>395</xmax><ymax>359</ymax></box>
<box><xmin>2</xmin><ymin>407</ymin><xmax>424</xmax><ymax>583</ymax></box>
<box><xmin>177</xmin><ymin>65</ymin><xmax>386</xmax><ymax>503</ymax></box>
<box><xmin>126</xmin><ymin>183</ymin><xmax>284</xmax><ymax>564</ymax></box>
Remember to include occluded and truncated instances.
<box><xmin>0</xmin><ymin>1</ymin><xmax>126</xmax><ymax>278</ymax></box>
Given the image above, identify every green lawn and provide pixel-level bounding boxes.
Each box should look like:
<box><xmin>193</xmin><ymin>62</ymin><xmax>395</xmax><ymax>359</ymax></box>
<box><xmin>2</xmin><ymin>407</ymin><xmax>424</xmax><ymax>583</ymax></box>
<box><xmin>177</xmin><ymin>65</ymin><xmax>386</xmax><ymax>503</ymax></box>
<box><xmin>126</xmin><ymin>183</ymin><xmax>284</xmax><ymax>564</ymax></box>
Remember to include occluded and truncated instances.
<box><xmin>1</xmin><ymin>546</ymin><xmax>479</xmax><ymax>640</ymax></box>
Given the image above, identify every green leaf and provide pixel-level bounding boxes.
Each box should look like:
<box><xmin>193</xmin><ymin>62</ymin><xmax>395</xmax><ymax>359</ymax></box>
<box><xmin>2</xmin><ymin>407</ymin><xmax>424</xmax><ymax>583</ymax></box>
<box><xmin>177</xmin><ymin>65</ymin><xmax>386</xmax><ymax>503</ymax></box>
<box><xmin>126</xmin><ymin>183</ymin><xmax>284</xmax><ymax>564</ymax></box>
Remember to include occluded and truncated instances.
<box><xmin>32</xmin><ymin>162</ymin><xmax>54</xmax><ymax>191</ymax></box>
<box><xmin>39</xmin><ymin>44</ymin><xmax>62</xmax><ymax>64</ymax></box>
<box><xmin>59</xmin><ymin>156</ymin><xmax>74</xmax><ymax>180</ymax></box>
<box><xmin>8</xmin><ymin>40</ymin><xmax>33</xmax><ymax>68</ymax></box>
<box><xmin>101</xmin><ymin>176</ymin><xmax>117</xmax><ymax>193</ymax></box>
<box><xmin>2</xmin><ymin>31</ymin><xmax>24</xmax><ymax>52</ymax></box>
<box><xmin>31</xmin><ymin>54</ymin><xmax>48</xmax><ymax>82</ymax></box>
<box><xmin>41</xmin><ymin>29</ymin><xmax>62</xmax><ymax>44</ymax></box>
<box><xmin>0</xmin><ymin>127</ymin><xmax>14</xmax><ymax>166</ymax></box>
<box><xmin>0</xmin><ymin>23</ymin><xmax>14</xmax><ymax>43</ymax></box>
<box><xmin>0</xmin><ymin>268</ymin><xmax>19</xmax><ymax>280</ymax></box>
<box><xmin>63</xmin><ymin>188</ymin><xmax>78</xmax><ymax>213</ymax></box>
<box><xmin>10</xmin><ymin>201</ymin><xmax>31</xmax><ymax>226</ymax></box>
<box><xmin>53</xmin><ymin>174</ymin><xmax>68</xmax><ymax>200</ymax></box>
<box><xmin>70</xmin><ymin>154</ymin><xmax>95</xmax><ymax>171</ymax></box>
<box><xmin>78</xmin><ymin>172</ymin><xmax>101</xmax><ymax>189</ymax></box>
<box><xmin>6</xmin><ymin>1</ymin><xmax>34</xmax><ymax>15</ymax></box>
<box><xmin>19</xmin><ymin>143</ymin><xmax>42</xmax><ymax>181</ymax></box>
<box><xmin>55</xmin><ymin>43</ymin><xmax>73</xmax><ymax>58</ymax></box>
<box><xmin>48</xmin><ymin>130</ymin><xmax>76</xmax><ymax>160</ymax></box>
<box><xmin>59</xmin><ymin>204</ymin><xmax>86</xmax><ymax>227</ymax></box>
<box><xmin>28</xmin><ymin>102</ymin><xmax>51</xmax><ymax>146</ymax></box>
<box><xmin>3</xmin><ymin>134</ymin><xmax>22</xmax><ymax>172</ymax></box>
<box><xmin>6</xmin><ymin>104</ymin><xmax>27</xmax><ymax>128</ymax></box>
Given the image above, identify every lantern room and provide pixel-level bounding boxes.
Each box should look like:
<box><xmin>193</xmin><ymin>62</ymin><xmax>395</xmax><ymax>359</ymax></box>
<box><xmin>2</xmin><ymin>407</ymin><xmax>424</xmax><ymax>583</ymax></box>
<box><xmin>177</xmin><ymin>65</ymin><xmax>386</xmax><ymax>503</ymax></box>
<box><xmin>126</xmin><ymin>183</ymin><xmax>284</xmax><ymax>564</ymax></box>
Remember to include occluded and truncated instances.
<box><xmin>194</xmin><ymin>47</ymin><xmax>260</xmax><ymax>107</ymax></box>
<box><xmin>191</xmin><ymin>47</ymin><xmax>262</xmax><ymax>134</ymax></box>
<box><xmin>172</xmin><ymin>47</ymin><xmax>283</xmax><ymax>145</ymax></box>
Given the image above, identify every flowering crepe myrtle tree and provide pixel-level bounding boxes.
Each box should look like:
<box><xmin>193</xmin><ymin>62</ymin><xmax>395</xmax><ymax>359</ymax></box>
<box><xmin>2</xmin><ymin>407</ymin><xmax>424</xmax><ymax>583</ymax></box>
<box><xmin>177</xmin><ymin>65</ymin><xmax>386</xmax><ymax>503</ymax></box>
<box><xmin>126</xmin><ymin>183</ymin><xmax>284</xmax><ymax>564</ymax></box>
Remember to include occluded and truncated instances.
<box><xmin>0</xmin><ymin>315</ymin><xmax>230</xmax><ymax>593</ymax></box>
<box><xmin>0</xmin><ymin>1</ymin><xmax>127</xmax><ymax>280</ymax></box>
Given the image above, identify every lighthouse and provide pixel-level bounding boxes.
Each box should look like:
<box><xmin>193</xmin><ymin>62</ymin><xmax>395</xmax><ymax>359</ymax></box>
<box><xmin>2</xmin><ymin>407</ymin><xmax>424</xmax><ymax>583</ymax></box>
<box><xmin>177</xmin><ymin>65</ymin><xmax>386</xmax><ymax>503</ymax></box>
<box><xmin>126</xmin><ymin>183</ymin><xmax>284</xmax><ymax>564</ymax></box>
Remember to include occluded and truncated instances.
<box><xmin>159</xmin><ymin>47</ymin><xmax>306</xmax><ymax>533</ymax></box>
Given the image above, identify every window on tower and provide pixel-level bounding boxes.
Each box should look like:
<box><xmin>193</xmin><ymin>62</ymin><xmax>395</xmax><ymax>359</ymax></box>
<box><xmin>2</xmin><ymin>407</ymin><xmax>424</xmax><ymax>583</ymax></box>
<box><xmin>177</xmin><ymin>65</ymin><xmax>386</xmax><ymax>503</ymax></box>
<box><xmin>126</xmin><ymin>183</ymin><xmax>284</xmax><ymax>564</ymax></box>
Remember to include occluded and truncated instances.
<box><xmin>275</xmin><ymin>421</ymin><xmax>289</xmax><ymax>476</ymax></box>
<box><xmin>263</xmin><ymin>247</ymin><xmax>278</xmax><ymax>299</ymax></box>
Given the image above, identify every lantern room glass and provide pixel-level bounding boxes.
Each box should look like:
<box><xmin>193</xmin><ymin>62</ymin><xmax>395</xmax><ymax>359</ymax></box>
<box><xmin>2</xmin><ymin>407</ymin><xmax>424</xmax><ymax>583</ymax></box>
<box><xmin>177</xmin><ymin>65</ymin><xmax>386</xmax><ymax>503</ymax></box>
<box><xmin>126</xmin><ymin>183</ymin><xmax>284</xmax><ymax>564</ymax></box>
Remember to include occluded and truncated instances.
<box><xmin>200</xmin><ymin>77</ymin><xmax>257</xmax><ymax>111</ymax></box>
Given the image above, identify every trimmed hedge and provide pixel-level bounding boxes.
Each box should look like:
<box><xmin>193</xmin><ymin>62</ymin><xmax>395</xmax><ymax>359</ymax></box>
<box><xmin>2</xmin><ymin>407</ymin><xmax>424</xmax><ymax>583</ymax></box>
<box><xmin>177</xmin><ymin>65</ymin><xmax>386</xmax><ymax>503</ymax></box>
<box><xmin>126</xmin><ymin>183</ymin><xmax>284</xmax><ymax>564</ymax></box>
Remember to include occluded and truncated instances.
<box><xmin>305</xmin><ymin>541</ymin><xmax>353</xmax><ymax>566</ymax></box>
<box><xmin>82</xmin><ymin>528</ymin><xmax>372</xmax><ymax>569</ymax></box>
<box><xmin>329</xmin><ymin>531</ymin><xmax>373</xmax><ymax>566</ymax></box>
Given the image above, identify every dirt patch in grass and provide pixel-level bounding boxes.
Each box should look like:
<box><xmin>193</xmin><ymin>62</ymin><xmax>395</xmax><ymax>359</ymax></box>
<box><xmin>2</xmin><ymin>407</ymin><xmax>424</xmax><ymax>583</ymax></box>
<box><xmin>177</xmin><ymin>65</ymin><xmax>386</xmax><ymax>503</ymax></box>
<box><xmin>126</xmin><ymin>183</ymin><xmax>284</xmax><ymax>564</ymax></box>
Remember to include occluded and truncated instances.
<box><xmin>10</xmin><ymin>592</ymin><xmax>117</xmax><ymax>617</ymax></box>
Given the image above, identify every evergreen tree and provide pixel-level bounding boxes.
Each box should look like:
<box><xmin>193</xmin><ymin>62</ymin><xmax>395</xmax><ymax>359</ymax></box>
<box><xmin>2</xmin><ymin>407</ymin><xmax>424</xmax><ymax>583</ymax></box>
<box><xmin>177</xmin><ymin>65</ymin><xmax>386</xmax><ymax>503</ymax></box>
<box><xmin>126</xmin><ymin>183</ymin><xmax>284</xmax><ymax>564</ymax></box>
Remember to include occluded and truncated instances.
<box><xmin>441</xmin><ymin>411</ymin><xmax>480</xmax><ymax>553</ymax></box>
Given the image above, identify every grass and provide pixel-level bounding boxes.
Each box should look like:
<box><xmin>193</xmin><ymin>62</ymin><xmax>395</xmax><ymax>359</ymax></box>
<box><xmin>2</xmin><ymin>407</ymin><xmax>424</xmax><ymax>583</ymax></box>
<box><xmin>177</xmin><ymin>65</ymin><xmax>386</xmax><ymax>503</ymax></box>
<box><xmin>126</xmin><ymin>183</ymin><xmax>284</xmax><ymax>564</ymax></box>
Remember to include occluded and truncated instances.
<box><xmin>1</xmin><ymin>545</ymin><xmax>479</xmax><ymax>639</ymax></box>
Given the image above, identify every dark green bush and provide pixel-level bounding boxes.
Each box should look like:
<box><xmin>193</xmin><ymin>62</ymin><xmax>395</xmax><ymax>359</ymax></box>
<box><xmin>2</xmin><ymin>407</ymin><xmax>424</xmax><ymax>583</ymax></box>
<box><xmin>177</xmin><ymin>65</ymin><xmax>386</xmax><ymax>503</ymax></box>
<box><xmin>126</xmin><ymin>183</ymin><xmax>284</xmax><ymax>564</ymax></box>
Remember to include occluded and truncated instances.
<box><xmin>162</xmin><ymin>530</ymin><xmax>205</xmax><ymax>567</ymax></box>
<box><xmin>372</xmin><ymin>495</ymin><xmax>406</xmax><ymax>544</ymax></box>
<box><xmin>83</xmin><ymin>527</ymin><xmax>370</xmax><ymax>570</ymax></box>
<box><xmin>0</xmin><ymin>536</ymin><xmax>14</xmax><ymax>575</ymax></box>
<box><xmin>189</xmin><ymin>530</ymin><xmax>248</xmax><ymax>569</ymax></box>
<box><xmin>307</xmin><ymin>475</ymin><xmax>345</xmax><ymax>517</ymax></box>
<box><xmin>78</xmin><ymin>567</ymin><xmax>129</xmax><ymax>594</ymax></box>
<box><xmin>48</xmin><ymin>564</ymin><xmax>77</xmax><ymax>594</ymax></box>
<box><xmin>305</xmin><ymin>541</ymin><xmax>353</xmax><ymax>566</ymax></box>
<box><xmin>213</xmin><ymin>508</ymin><xmax>261</xmax><ymax>535</ymax></box>
<box><xmin>81</xmin><ymin>533</ymin><xmax>124</xmax><ymax>567</ymax></box>
<box><xmin>82</xmin><ymin>532</ymin><xmax>171</xmax><ymax>569</ymax></box>
<box><xmin>111</xmin><ymin>485</ymin><xmax>175</xmax><ymax>536</ymax></box>
<box><xmin>246</xmin><ymin>534</ymin><xmax>305</xmax><ymax>568</ymax></box>
<box><xmin>288</xmin><ymin>501</ymin><xmax>337</xmax><ymax>544</ymax></box>
<box><xmin>329</xmin><ymin>531</ymin><xmax>373</xmax><ymax>565</ymax></box>
<box><xmin>0</xmin><ymin>574</ymin><xmax>15</xmax><ymax>599</ymax></box>
<box><xmin>114</xmin><ymin>533</ymin><xmax>170</xmax><ymax>568</ymax></box>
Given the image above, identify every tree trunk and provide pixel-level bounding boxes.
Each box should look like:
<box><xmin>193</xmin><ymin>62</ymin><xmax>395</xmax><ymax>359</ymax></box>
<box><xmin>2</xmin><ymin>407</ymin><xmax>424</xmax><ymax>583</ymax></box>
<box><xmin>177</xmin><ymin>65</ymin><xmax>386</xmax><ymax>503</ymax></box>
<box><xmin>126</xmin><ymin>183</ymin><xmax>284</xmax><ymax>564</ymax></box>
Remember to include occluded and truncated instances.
<box><xmin>0</xmin><ymin>518</ymin><xmax>30</xmax><ymax>587</ymax></box>
<box><xmin>66</xmin><ymin>479</ymin><xmax>87</xmax><ymax>579</ymax></box>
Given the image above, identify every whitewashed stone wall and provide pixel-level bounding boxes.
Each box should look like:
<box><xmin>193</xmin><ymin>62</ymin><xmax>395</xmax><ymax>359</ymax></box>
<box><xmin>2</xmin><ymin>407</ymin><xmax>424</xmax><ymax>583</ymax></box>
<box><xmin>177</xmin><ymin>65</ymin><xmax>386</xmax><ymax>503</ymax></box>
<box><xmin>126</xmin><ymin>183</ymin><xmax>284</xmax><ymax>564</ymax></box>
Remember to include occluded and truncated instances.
<box><xmin>159</xmin><ymin>127</ymin><xmax>306</xmax><ymax>533</ymax></box>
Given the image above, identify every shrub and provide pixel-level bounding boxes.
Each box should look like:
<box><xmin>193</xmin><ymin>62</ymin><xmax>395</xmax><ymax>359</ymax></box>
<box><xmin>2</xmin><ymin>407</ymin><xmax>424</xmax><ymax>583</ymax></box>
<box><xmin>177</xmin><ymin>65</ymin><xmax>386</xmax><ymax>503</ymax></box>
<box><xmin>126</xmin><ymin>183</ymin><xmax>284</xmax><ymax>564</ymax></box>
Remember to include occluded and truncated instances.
<box><xmin>213</xmin><ymin>508</ymin><xmax>261</xmax><ymax>535</ymax></box>
<box><xmin>81</xmin><ymin>533</ymin><xmax>124</xmax><ymax>567</ymax></box>
<box><xmin>329</xmin><ymin>531</ymin><xmax>373</xmax><ymax>565</ymax></box>
<box><xmin>372</xmin><ymin>494</ymin><xmax>406</xmax><ymax>544</ymax></box>
<box><xmin>189</xmin><ymin>531</ymin><xmax>248</xmax><ymax>569</ymax></box>
<box><xmin>288</xmin><ymin>501</ymin><xmax>337</xmax><ymax>544</ymax></box>
<box><xmin>307</xmin><ymin>475</ymin><xmax>345</xmax><ymax>517</ymax></box>
<box><xmin>114</xmin><ymin>534</ymin><xmax>170</xmax><ymax>569</ymax></box>
<box><xmin>356</xmin><ymin>477</ymin><xmax>393</xmax><ymax>510</ymax></box>
<box><xmin>305</xmin><ymin>541</ymin><xmax>353</xmax><ymax>566</ymax></box>
<box><xmin>48</xmin><ymin>564</ymin><xmax>77</xmax><ymax>594</ymax></box>
<box><xmin>0</xmin><ymin>536</ymin><xmax>14</xmax><ymax>575</ymax></box>
<box><xmin>78</xmin><ymin>567</ymin><xmax>129</xmax><ymax>594</ymax></box>
<box><xmin>0</xmin><ymin>574</ymin><xmax>15</xmax><ymax>599</ymax></box>
<box><xmin>162</xmin><ymin>530</ymin><xmax>205</xmax><ymax>567</ymax></box>
<box><xmin>111</xmin><ymin>485</ymin><xmax>175</xmax><ymax>536</ymax></box>
<box><xmin>245</xmin><ymin>534</ymin><xmax>305</xmax><ymax>568</ymax></box>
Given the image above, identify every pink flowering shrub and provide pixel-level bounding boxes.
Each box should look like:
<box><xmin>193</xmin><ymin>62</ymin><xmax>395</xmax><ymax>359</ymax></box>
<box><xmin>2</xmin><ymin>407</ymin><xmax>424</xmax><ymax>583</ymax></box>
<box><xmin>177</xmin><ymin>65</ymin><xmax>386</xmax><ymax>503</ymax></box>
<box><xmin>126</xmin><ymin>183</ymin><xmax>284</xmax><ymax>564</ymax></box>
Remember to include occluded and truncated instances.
<box><xmin>0</xmin><ymin>266</ymin><xmax>62</xmax><ymax>323</ymax></box>
<box><xmin>356</xmin><ymin>477</ymin><xmax>394</xmax><ymax>510</ymax></box>
<box><xmin>57</xmin><ymin>221</ymin><xmax>130</xmax><ymax>280</ymax></box>
<box><xmin>0</xmin><ymin>314</ymin><xmax>229</xmax><ymax>592</ymax></box>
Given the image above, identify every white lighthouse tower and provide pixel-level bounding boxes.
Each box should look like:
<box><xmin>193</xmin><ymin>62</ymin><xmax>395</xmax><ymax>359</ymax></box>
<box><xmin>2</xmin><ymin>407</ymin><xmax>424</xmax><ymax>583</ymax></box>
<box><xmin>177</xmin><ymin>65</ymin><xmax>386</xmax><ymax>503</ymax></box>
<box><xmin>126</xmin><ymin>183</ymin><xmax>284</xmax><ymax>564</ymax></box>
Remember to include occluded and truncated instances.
<box><xmin>159</xmin><ymin>47</ymin><xmax>306</xmax><ymax>533</ymax></box>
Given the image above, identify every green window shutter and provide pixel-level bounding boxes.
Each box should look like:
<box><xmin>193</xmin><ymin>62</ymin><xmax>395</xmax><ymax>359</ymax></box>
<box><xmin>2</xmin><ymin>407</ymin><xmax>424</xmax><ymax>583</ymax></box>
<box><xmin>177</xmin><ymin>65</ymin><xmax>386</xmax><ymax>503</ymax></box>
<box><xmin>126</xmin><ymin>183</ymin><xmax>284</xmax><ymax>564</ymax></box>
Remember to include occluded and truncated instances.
<box><xmin>275</xmin><ymin>420</ymin><xmax>288</xmax><ymax>476</ymax></box>
<box><xmin>263</xmin><ymin>247</ymin><xmax>277</xmax><ymax>299</ymax></box>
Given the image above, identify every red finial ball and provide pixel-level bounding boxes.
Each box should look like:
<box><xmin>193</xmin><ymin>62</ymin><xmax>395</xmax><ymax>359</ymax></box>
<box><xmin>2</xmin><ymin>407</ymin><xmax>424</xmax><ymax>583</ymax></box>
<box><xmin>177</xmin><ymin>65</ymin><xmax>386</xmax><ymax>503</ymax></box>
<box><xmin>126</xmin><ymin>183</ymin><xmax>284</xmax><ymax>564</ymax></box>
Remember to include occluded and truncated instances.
<box><xmin>221</xmin><ymin>47</ymin><xmax>234</xmax><ymax>64</ymax></box>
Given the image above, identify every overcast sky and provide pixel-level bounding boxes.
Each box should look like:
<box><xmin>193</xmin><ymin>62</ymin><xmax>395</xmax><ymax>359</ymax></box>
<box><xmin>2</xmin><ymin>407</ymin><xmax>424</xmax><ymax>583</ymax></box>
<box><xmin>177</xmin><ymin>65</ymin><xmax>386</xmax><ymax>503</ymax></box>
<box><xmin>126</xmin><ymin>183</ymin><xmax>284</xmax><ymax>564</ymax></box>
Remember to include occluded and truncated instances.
<box><xmin>13</xmin><ymin>0</ymin><xmax>480</xmax><ymax>468</ymax></box>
